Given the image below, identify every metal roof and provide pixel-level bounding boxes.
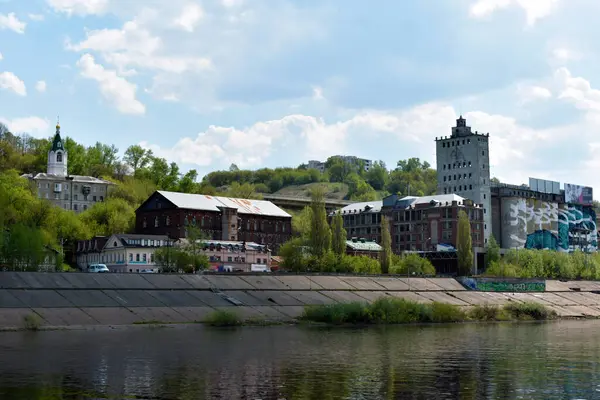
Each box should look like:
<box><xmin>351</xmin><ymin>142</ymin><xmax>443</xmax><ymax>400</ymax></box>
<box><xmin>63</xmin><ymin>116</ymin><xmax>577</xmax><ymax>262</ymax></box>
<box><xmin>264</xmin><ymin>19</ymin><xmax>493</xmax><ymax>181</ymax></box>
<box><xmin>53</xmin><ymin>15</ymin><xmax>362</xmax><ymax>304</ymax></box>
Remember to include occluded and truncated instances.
<box><xmin>401</xmin><ymin>194</ymin><xmax>466</xmax><ymax>206</ymax></box>
<box><xmin>26</xmin><ymin>173</ymin><xmax>114</xmax><ymax>184</ymax></box>
<box><xmin>157</xmin><ymin>190</ymin><xmax>291</xmax><ymax>218</ymax></box>
<box><xmin>338</xmin><ymin>200</ymin><xmax>383</xmax><ymax>215</ymax></box>
<box><xmin>346</xmin><ymin>240</ymin><xmax>382</xmax><ymax>251</ymax></box>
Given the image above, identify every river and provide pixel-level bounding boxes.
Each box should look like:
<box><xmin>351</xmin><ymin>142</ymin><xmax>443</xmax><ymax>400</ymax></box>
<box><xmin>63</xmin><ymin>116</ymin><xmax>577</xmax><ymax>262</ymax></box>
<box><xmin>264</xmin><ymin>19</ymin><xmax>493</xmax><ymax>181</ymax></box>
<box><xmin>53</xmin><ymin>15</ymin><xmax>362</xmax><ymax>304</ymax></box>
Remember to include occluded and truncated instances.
<box><xmin>1</xmin><ymin>320</ymin><xmax>600</xmax><ymax>399</ymax></box>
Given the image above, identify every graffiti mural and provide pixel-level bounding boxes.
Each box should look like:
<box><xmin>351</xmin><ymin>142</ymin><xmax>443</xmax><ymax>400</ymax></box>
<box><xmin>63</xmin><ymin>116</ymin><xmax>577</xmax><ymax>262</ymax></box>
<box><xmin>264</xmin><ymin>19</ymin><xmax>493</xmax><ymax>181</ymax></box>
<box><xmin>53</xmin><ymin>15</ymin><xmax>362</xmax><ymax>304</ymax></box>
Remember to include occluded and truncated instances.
<box><xmin>458</xmin><ymin>277</ymin><xmax>545</xmax><ymax>292</ymax></box>
<box><xmin>500</xmin><ymin>198</ymin><xmax>598</xmax><ymax>252</ymax></box>
<box><xmin>558</xmin><ymin>205</ymin><xmax>597</xmax><ymax>252</ymax></box>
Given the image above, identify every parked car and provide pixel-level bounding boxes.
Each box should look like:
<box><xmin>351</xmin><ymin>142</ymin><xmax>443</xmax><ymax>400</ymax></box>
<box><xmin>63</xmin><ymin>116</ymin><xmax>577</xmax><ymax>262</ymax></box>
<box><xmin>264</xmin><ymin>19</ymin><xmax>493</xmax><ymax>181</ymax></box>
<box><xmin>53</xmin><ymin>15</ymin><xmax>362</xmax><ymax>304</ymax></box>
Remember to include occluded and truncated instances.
<box><xmin>87</xmin><ymin>264</ymin><xmax>109</xmax><ymax>273</ymax></box>
<box><xmin>139</xmin><ymin>269</ymin><xmax>156</xmax><ymax>274</ymax></box>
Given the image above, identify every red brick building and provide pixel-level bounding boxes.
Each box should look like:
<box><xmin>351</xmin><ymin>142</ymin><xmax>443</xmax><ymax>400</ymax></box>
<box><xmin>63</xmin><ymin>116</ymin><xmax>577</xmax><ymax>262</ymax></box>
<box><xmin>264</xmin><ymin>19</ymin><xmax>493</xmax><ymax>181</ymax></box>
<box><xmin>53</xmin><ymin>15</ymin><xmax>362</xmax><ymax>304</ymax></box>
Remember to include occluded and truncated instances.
<box><xmin>335</xmin><ymin>194</ymin><xmax>484</xmax><ymax>254</ymax></box>
<box><xmin>135</xmin><ymin>191</ymin><xmax>292</xmax><ymax>252</ymax></box>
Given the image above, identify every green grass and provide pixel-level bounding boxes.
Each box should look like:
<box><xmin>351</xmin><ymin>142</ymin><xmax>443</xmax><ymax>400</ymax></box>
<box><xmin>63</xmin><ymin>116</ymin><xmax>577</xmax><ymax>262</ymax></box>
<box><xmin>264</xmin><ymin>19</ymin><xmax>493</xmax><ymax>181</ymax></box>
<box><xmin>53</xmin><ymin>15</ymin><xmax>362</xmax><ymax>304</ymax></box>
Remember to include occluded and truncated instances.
<box><xmin>274</xmin><ymin>182</ymin><xmax>350</xmax><ymax>200</ymax></box>
<box><xmin>503</xmin><ymin>302</ymin><xmax>556</xmax><ymax>320</ymax></box>
<box><xmin>300</xmin><ymin>298</ymin><xmax>557</xmax><ymax>325</ymax></box>
<box><xmin>205</xmin><ymin>310</ymin><xmax>243</xmax><ymax>327</ymax></box>
<box><xmin>23</xmin><ymin>313</ymin><xmax>42</xmax><ymax>331</ymax></box>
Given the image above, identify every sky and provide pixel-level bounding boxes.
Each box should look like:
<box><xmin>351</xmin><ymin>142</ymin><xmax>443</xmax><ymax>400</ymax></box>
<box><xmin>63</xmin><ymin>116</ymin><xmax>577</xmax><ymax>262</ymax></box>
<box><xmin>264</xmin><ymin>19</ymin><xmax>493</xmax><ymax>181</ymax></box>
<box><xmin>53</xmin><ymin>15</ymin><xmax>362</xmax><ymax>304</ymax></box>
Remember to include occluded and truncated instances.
<box><xmin>1</xmin><ymin>0</ymin><xmax>600</xmax><ymax>194</ymax></box>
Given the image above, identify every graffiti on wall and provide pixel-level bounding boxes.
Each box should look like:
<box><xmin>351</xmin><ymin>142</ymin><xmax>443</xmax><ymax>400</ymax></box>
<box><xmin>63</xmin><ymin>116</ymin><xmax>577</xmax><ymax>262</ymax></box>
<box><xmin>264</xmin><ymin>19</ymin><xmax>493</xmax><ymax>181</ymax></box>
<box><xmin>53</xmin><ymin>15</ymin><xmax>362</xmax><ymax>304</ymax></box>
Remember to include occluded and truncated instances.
<box><xmin>458</xmin><ymin>277</ymin><xmax>545</xmax><ymax>292</ymax></box>
<box><xmin>501</xmin><ymin>198</ymin><xmax>598</xmax><ymax>252</ymax></box>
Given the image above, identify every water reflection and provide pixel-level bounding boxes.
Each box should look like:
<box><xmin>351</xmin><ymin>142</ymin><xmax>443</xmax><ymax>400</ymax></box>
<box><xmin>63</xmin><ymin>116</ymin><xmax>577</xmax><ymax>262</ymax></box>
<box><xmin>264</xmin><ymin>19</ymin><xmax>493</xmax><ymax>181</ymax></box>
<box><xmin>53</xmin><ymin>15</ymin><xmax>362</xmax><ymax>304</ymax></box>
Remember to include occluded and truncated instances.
<box><xmin>1</xmin><ymin>321</ymin><xmax>600</xmax><ymax>399</ymax></box>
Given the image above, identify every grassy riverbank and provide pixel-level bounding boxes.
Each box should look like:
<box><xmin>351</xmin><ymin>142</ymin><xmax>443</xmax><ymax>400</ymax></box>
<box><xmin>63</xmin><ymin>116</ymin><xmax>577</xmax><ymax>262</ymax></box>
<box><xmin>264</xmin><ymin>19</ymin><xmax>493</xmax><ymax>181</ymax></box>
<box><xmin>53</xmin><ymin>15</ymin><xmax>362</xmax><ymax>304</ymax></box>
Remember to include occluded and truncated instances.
<box><xmin>300</xmin><ymin>298</ymin><xmax>557</xmax><ymax>325</ymax></box>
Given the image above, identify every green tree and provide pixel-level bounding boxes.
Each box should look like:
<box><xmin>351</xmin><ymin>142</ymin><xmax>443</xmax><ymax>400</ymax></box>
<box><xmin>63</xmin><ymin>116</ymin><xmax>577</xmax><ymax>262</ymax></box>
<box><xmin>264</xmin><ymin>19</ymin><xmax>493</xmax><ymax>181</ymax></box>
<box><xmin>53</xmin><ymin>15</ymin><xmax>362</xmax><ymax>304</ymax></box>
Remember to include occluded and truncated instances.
<box><xmin>123</xmin><ymin>145</ymin><xmax>152</xmax><ymax>177</ymax></box>
<box><xmin>486</xmin><ymin>234</ymin><xmax>500</xmax><ymax>268</ymax></box>
<box><xmin>331</xmin><ymin>212</ymin><xmax>347</xmax><ymax>256</ymax></box>
<box><xmin>227</xmin><ymin>182</ymin><xmax>262</xmax><ymax>199</ymax></box>
<box><xmin>279</xmin><ymin>237</ymin><xmax>308</xmax><ymax>272</ymax></box>
<box><xmin>291</xmin><ymin>206</ymin><xmax>313</xmax><ymax>238</ymax></box>
<box><xmin>380</xmin><ymin>216</ymin><xmax>392</xmax><ymax>274</ymax></box>
<box><xmin>365</xmin><ymin>160</ymin><xmax>388</xmax><ymax>190</ymax></box>
<box><xmin>309</xmin><ymin>187</ymin><xmax>331</xmax><ymax>257</ymax></box>
<box><xmin>457</xmin><ymin>210</ymin><xmax>473</xmax><ymax>276</ymax></box>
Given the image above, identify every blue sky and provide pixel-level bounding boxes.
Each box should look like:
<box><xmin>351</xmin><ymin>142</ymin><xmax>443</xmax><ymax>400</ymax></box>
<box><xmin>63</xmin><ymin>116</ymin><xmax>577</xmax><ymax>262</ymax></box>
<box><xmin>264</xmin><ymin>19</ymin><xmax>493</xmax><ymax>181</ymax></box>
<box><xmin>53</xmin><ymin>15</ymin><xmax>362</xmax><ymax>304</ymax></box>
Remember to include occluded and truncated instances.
<box><xmin>1</xmin><ymin>0</ymin><xmax>600</xmax><ymax>194</ymax></box>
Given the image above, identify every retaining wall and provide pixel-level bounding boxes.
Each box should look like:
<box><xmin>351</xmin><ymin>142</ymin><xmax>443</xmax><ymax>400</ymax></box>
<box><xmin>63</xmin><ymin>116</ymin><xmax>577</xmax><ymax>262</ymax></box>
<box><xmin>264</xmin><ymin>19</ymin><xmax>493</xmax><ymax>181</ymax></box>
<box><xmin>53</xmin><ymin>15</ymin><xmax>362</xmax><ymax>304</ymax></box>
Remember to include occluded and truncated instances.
<box><xmin>1</xmin><ymin>272</ymin><xmax>600</xmax><ymax>329</ymax></box>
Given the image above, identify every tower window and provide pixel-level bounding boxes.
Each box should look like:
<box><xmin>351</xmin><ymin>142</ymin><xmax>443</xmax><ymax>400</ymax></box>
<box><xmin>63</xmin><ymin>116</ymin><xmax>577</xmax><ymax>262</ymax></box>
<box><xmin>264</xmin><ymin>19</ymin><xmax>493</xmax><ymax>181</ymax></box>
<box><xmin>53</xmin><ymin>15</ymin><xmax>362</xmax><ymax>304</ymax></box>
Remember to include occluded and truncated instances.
<box><xmin>468</xmin><ymin>161</ymin><xmax>472</xmax><ymax>167</ymax></box>
<box><xmin>469</xmin><ymin>173</ymin><xmax>472</xmax><ymax>178</ymax></box>
<box><xmin>443</xmin><ymin>165</ymin><xmax>446</xmax><ymax>170</ymax></box>
<box><xmin>469</xmin><ymin>185</ymin><xmax>473</xmax><ymax>190</ymax></box>
<box><xmin>482</xmin><ymin>151</ymin><xmax>485</xmax><ymax>156</ymax></box>
<box><xmin>56</xmin><ymin>152</ymin><xmax>63</xmax><ymax>162</ymax></box>
<box><xmin>462</xmin><ymin>140</ymin><xmax>465</xmax><ymax>145</ymax></box>
<box><xmin>442</xmin><ymin>143</ymin><xmax>446</xmax><ymax>148</ymax></box>
<box><xmin>443</xmin><ymin>176</ymin><xmax>447</xmax><ymax>182</ymax></box>
<box><xmin>467</xmin><ymin>139</ymin><xmax>471</xmax><ymax>144</ymax></box>
<box><xmin>444</xmin><ymin>188</ymin><xmax>447</xmax><ymax>194</ymax></box>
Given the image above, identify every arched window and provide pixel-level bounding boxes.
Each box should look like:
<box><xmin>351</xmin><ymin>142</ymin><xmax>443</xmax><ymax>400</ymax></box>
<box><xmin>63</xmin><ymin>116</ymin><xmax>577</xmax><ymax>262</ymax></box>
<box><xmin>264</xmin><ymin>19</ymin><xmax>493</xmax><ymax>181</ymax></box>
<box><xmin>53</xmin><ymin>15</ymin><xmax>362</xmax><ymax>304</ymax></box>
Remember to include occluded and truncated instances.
<box><xmin>56</xmin><ymin>152</ymin><xmax>63</xmax><ymax>162</ymax></box>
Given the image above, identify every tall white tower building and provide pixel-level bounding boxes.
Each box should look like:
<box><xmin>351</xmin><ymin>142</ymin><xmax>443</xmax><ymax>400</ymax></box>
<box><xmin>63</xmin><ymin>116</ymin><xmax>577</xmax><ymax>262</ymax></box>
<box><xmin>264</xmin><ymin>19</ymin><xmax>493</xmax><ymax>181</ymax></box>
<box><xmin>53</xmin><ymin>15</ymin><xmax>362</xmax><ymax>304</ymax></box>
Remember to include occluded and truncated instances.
<box><xmin>47</xmin><ymin>121</ymin><xmax>68</xmax><ymax>176</ymax></box>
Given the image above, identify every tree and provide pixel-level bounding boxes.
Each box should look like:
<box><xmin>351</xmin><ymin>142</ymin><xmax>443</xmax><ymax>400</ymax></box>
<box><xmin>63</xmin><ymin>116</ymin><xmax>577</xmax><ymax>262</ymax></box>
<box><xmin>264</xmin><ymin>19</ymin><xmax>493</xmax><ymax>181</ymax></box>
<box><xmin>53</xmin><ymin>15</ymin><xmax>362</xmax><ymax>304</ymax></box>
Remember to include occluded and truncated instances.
<box><xmin>331</xmin><ymin>212</ymin><xmax>347</xmax><ymax>256</ymax></box>
<box><xmin>486</xmin><ymin>234</ymin><xmax>500</xmax><ymax>268</ymax></box>
<box><xmin>227</xmin><ymin>182</ymin><xmax>262</xmax><ymax>199</ymax></box>
<box><xmin>457</xmin><ymin>210</ymin><xmax>473</xmax><ymax>276</ymax></box>
<box><xmin>309</xmin><ymin>187</ymin><xmax>331</xmax><ymax>258</ymax></box>
<box><xmin>380</xmin><ymin>216</ymin><xmax>392</xmax><ymax>274</ymax></box>
<box><xmin>229</xmin><ymin>163</ymin><xmax>239</xmax><ymax>172</ymax></box>
<box><xmin>365</xmin><ymin>160</ymin><xmax>388</xmax><ymax>190</ymax></box>
<box><xmin>123</xmin><ymin>145</ymin><xmax>152</xmax><ymax>177</ymax></box>
<box><xmin>396</xmin><ymin>157</ymin><xmax>430</xmax><ymax>173</ymax></box>
<box><xmin>292</xmin><ymin>206</ymin><xmax>313</xmax><ymax>238</ymax></box>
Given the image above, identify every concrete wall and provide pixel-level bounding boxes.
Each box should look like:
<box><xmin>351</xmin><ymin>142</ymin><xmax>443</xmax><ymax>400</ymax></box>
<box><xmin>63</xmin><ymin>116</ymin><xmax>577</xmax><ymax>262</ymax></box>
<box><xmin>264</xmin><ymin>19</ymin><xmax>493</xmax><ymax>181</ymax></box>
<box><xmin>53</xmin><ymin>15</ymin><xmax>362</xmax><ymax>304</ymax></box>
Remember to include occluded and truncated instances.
<box><xmin>1</xmin><ymin>272</ymin><xmax>600</xmax><ymax>329</ymax></box>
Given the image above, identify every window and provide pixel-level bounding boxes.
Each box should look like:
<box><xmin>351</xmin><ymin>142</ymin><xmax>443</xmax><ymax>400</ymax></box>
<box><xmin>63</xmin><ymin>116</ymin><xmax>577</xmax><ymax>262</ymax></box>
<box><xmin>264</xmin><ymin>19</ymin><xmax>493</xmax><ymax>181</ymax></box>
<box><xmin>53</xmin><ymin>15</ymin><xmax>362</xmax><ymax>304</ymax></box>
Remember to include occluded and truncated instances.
<box><xmin>100</xmin><ymin>196</ymin><xmax>104</xmax><ymax>201</ymax></box>
<box><xmin>443</xmin><ymin>176</ymin><xmax>446</xmax><ymax>182</ymax></box>
<box><xmin>443</xmin><ymin>165</ymin><xmax>446</xmax><ymax>170</ymax></box>
<box><xmin>482</xmin><ymin>150</ymin><xmax>485</xmax><ymax>156</ymax></box>
<box><xmin>483</xmin><ymin>164</ymin><xmax>486</xmax><ymax>169</ymax></box>
<box><xmin>64</xmin><ymin>193</ymin><xmax>69</xmax><ymax>200</ymax></box>
<box><xmin>483</xmin><ymin>194</ymin><xmax>486</xmax><ymax>199</ymax></box>
<box><xmin>150</xmin><ymin>253</ymin><xmax>154</xmax><ymax>263</ymax></box>
<box><xmin>166</xmin><ymin>216</ymin><xmax>171</xmax><ymax>226</ymax></box>
<box><xmin>93</xmin><ymin>196</ymin><xmax>97</xmax><ymax>201</ymax></box>
<box><xmin>257</xmin><ymin>258</ymin><xmax>262</xmax><ymax>264</ymax></box>
<box><xmin>444</xmin><ymin>188</ymin><xmax>447</xmax><ymax>194</ymax></box>
<box><xmin>74</xmin><ymin>204</ymin><xmax>78</xmax><ymax>210</ymax></box>
<box><xmin>143</xmin><ymin>218</ymin><xmax>147</xmax><ymax>228</ymax></box>
<box><xmin>154</xmin><ymin>217</ymin><xmax>159</xmax><ymax>227</ymax></box>
<box><xmin>469</xmin><ymin>173</ymin><xmax>472</xmax><ymax>178</ymax></box>
<box><xmin>129</xmin><ymin>253</ymin><xmax>133</xmax><ymax>262</ymax></box>
<box><xmin>74</xmin><ymin>194</ymin><xmax>78</xmax><ymax>200</ymax></box>
<box><xmin>469</xmin><ymin>185</ymin><xmax>473</xmax><ymax>190</ymax></box>
<box><xmin>459</xmin><ymin>185</ymin><xmax>462</xmax><ymax>191</ymax></box>
<box><xmin>136</xmin><ymin>254</ymin><xmax>140</xmax><ymax>262</ymax></box>
<box><xmin>56</xmin><ymin>153</ymin><xmax>62</xmax><ymax>162</ymax></box>
<box><xmin>453</xmin><ymin>174</ymin><xmax>456</xmax><ymax>180</ymax></box>
<box><xmin>468</xmin><ymin>161</ymin><xmax>472</xmax><ymax>167</ymax></box>
<box><xmin>227</xmin><ymin>257</ymin><xmax>232</xmax><ymax>262</ymax></box>
<box><xmin>462</xmin><ymin>139</ymin><xmax>465</xmax><ymax>144</ymax></box>
<box><xmin>484</xmin><ymin>208</ymin><xmax>487</xmax><ymax>214</ymax></box>
<box><xmin>83</xmin><ymin>205</ymin><xmax>87</xmax><ymax>210</ymax></box>
<box><xmin>143</xmin><ymin>254</ymin><xmax>147</xmax><ymax>262</ymax></box>
<box><xmin>454</xmin><ymin>186</ymin><xmax>456</xmax><ymax>192</ymax></box>
<box><xmin>442</xmin><ymin>142</ymin><xmax>446</xmax><ymax>148</ymax></box>
<box><xmin>113</xmin><ymin>241</ymin><xmax>117</xmax><ymax>247</ymax></box>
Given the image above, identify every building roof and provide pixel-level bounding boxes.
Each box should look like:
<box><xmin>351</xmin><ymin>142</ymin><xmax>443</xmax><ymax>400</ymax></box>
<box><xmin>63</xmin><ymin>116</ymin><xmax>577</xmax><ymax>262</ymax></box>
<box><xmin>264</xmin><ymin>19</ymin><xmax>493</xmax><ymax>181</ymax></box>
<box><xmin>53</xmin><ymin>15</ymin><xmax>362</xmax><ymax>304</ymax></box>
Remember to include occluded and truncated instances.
<box><xmin>23</xmin><ymin>173</ymin><xmax>114</xmax><ymax>184</ymax></box>
<box><xmin>115</xmin><ymin>234</ymin><xmax>170</xmax><ymax>241</ymax></box>
<box><xmin>346</xmin><ymin>239</ymin><xmax>382</xmax><ymax>251</ymax></box>
<box><xmin>401</xmin><ymin>194</ymin><xmax>466</xmax><ymax>206</ymax></box>
<box><xmin>51</xmin><ymin>125</ymin><xmax>64</xmax><ymax>152</ymax></box>
<box><xmin>156</xmin><ymin>190</ymin><xmax>291</xmax><ymax>218</ymax></box>
<box><xmin>338</xmin><ymin>200</ymin><xmax>383</xmax><ymax>215</ymax></box>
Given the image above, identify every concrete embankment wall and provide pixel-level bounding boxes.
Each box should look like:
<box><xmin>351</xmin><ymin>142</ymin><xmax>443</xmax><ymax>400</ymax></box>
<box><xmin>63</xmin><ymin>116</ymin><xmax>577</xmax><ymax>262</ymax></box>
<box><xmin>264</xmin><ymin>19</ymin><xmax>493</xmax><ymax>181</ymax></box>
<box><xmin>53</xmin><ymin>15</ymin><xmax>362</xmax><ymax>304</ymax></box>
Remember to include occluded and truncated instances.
<box><xmin>1</xmin><ymin>272</ymin><xmax>600</xmax><ymax>329</ymax></box>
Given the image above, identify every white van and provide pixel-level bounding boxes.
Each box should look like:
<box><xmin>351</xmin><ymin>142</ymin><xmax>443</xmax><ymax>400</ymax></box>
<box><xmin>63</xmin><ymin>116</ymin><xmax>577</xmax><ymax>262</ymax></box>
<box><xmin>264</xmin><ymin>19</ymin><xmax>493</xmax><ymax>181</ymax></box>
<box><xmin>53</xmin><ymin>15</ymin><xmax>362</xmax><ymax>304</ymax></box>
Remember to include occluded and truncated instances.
<box><xmin>88</xmin><ymin>264</ymin><xmax>110</xmax><ymax>273</ymax></box>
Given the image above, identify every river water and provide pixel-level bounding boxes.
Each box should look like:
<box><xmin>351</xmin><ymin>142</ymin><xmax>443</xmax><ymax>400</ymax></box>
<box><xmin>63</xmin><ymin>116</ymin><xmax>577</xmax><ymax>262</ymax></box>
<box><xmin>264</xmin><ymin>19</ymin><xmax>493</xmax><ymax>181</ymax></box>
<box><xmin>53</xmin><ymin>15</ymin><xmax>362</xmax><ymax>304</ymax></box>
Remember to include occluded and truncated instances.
<box><xmin>1</xmin><ymin>320</ymin><xmax>600</xmax><ymax>399</ymax></box>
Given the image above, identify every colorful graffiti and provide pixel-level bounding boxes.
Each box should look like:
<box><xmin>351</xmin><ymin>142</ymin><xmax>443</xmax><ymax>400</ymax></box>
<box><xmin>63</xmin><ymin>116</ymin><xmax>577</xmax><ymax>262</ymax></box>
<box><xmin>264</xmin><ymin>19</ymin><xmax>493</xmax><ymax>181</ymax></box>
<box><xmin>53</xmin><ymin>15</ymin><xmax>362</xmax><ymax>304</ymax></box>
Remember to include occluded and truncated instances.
<box><xmin>501</xmin><ymin>198</ymin><xmax>597</xmax><ymax>252</ymax></box>
<box><xmin>459</xmin><ymin>277</ymin><xmax>545</xmax><ymax>292</ymax></box>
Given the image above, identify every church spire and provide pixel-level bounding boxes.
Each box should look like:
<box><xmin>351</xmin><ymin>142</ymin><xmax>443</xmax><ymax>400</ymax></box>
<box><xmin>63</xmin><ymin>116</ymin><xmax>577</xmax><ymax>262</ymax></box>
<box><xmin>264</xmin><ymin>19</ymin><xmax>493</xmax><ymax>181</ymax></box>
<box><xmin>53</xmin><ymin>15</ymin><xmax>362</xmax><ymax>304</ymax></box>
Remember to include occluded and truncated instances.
<box><xmin>51</xmin><ymin>116</ymin><xmax>64</xmax><ymax>152</ymax></box>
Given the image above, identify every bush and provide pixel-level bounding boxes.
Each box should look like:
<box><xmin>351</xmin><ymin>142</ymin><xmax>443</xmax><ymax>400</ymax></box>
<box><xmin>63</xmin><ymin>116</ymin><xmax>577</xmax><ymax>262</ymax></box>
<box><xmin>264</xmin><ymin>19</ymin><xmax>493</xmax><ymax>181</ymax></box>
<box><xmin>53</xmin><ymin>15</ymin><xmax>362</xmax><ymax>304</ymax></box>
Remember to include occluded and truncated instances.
<box><xmin>390</xmin><ymin>253</ymin><xmax>436</xmax><ymax>276</ymax></box>
<box><xmin>302</xmin><ymin>302</ymin><xmax>370</xmax><ymax>324</ymax></box>
<box><xmin>503</xmin><ymin>302</ymin><xmax>555</xmax><ymax>320</ymax></box>
<box><xmin>429</xmin><ymin>302</ymin><xmax>466</xmax><ymax>323</ymax></box>
<box><xmin>469</xmin><ymin>304</ymin><xmax>504</xmax><ymax>321</ymax></box>
<box><xmin>205</xmin><ymin>310</ymin><xmax>242</xmax><ymax>327</ymax></box>
<box><xmin>23</xmin><ymin>313</ymin><xmax>42</xmax><ymax>331</ymax></box>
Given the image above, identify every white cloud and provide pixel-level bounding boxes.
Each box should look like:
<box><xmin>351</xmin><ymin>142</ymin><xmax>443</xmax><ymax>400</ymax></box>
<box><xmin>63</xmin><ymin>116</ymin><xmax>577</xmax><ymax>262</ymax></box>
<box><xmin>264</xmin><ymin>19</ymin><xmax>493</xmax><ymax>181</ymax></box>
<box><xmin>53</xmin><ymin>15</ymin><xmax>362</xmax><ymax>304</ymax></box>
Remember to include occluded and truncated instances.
<box><xmin>469</xmin><ymin>0</ymin><xmax>560</xmax><ymax>25</ymax></box>
<box><xmin>47</xmin><ymin>0</ymin><xmax>109</xmax><ymax>16</ymax></box>
<box><xmin>0</xmin><ymin>71</ymin><xmax>26</xmax><ymax>96</ymax></box>
<box><xmin>555</xmin><ymin>67</ymin><xmax>600</xmax><ymax>112</ymax></box>
<box><xmin>35</xmin><ymin>80</ymin><xmax>47</xmax><ymax>92</ymax></box>
<box><xmin>68</xmin><ymin>19</ymin><xmax>212</xmax><ymax>74</ymax></box>
<box><xmin>552</xmin><ymin>47</ymin><xmax>580</xmax><ymax>62</ymax></box>
<box><xmin>76</xmin><ymin>54</ymin><xmax>145</xmax><ymax>115</ymax></box>
<box><xmin>221</xmin><ymin>0</ymin><xmax>244</xmax><ymax>7</ymax></box>
<box><xmin>0</xmin><ymin>52</ymin><xmax>3</xmax><ymax>61</ymax></box>
<box><xmin>0</xmin><ymin>116</ymin><xmax>49</xmax><ymax>136</ymax></box>
<box><xmin>174</xmin><ymin>3</ymin><xmax>204</xmax><ymax>32</ymax></box>
<box><xmin>0</xmin><ymin>12</ymin><xmax>26</xmax><ymax>33</ymax></box>
<box><xmin>517</xmin><ymin>84</ymin><xmax>552</xmax><ymax>103</ymax></box>
<box><xmin>28</xmin><ymin>14</ymin><xmax>45</xmax><ymax>21</ymax></box>
<box><xmin>312</xmin><ymin>86</ymin><xmax>324</xmax><ymax>101</ymax></box>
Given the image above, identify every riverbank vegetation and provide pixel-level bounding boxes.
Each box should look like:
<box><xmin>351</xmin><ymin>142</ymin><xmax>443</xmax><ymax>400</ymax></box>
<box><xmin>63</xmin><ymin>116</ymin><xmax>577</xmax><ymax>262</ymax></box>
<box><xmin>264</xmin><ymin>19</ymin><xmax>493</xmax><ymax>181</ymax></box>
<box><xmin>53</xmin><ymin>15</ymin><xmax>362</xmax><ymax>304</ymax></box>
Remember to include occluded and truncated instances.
<box><xmin>484</xmin><ymin>236</ymin><xmax>600</xmax><ymax>280</ymax></box>
<box><xmin>300</xmin><ymin>298</ymin><xmax>557</xmax><ymax>325</ymax></box>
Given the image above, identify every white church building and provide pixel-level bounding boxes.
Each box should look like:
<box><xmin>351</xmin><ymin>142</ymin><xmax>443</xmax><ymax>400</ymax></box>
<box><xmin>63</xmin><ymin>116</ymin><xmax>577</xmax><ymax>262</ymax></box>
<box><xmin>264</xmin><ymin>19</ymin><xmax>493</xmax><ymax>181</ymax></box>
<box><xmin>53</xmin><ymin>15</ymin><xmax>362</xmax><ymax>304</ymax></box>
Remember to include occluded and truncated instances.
<box><xmin>22</xmin><ymin>122</ymin><xmax>114</xmax><ymax>213</ymax></box>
